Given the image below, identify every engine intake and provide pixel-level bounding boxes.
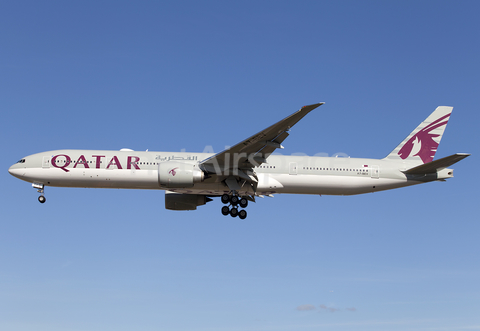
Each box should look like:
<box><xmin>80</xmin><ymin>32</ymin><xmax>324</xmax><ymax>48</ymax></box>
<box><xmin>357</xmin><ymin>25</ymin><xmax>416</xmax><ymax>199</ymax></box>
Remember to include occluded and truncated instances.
<box><xmin>158</xmin><ymin>161</ymin><xmax>204</xmax><ymax>188</ymax></box>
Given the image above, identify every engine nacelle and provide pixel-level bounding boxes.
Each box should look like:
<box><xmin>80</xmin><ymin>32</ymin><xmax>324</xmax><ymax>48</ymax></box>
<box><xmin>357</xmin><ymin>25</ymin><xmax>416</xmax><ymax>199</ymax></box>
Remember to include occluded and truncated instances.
<box><xmin>158</xmin><ymin>161</ymin><xmax>204</xmax><ymax>188</ymax></box>
<box><xmin>165</xmin><ymin>191</ymin><xmax>212</xmax><ymax>210</ymax></box>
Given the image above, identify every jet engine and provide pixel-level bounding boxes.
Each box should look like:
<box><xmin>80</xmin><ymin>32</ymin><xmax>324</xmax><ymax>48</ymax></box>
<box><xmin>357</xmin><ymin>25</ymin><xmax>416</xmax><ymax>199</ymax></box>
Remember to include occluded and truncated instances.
<box><xmin>158</xmin><ymin>162</ymin><xmax>204</xmax><ymax>188</ymax></box>
<box><xmin>165</xmin><ymin>191</ymin><xmax>212</xmax><ymax>210</ymax></box>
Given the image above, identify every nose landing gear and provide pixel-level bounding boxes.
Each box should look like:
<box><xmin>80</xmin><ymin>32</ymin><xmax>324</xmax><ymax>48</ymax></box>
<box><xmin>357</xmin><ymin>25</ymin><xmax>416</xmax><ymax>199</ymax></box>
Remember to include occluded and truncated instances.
<box><xmin>33</xmin><ymin>183</ymin><xmax>46</xmax><ymax>203</ymax></box>
<box><xmin>220</xmin><ymin>193</ymin><xmax>248</xmax><ymax>219</ymax></box>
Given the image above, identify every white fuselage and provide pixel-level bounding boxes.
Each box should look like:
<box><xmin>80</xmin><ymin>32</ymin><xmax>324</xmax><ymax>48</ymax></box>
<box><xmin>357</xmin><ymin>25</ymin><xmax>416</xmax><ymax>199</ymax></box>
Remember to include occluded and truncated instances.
<box><xmin>8</xmin><ymin>149</ymin><xmax>438</xmax><ymax>197</ymax></box>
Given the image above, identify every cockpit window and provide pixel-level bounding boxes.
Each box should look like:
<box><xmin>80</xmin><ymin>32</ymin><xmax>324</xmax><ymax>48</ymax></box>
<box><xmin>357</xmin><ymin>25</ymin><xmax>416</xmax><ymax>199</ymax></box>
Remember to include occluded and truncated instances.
<box><xmin>17</xmin><ymin>159</ymin><xmax>26</xmax><ymax>163</ymax></box>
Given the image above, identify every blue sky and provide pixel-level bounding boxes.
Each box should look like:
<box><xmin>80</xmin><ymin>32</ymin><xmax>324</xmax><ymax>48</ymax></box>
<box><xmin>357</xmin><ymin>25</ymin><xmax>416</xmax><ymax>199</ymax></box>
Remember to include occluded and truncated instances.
<box><xmin>1</xmin><ymin>1</ymin><xmax>479</xmax><ymax>330</ymax></box>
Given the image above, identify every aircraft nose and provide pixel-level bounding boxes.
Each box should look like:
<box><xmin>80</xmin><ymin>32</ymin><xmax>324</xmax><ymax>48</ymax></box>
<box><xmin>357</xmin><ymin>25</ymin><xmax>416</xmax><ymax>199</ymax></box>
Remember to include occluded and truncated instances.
<box><xmin>8</xmin><ymin>164</ymin><xmax>25</xmax><ymax>178</ymax></box>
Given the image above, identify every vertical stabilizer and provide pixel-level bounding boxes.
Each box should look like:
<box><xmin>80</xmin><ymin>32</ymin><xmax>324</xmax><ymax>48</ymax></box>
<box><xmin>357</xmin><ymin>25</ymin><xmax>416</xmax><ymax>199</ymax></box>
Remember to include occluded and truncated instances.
<box><xmin>384</xmin><ymin>106</ymin><xmax>453</xmax><ymax>164</ymax></box>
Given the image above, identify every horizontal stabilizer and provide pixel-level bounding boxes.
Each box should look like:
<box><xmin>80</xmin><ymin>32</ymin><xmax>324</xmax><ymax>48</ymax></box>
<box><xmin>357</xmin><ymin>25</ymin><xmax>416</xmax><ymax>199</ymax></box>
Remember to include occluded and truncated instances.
<box><xmin>403</xmin><ymin>153</ymin><xmax>470</xmax><ymax>175</ymax></box>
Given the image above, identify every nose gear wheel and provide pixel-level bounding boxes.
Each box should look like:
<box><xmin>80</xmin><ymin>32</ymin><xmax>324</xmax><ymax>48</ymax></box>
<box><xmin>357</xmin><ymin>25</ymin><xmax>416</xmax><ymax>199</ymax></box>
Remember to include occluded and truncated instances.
<box><xmin>33</xmin><ymin>183</ymin><xmax>46</xmax><ymax>204</ymax></box>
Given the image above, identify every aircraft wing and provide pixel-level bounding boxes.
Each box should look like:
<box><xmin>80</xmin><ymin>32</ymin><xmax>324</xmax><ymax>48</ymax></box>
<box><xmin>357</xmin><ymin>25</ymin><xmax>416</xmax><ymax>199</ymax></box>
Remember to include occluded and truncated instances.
<box><xmin>199</xmin><ymin>103</ymin><xmax>324</xmax><ymax>176</ymax></box>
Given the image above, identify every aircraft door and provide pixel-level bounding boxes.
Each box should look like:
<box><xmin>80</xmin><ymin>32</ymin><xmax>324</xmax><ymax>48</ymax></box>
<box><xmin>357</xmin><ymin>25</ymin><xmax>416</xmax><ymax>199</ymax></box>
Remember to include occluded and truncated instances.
<box><xmin>289</xmin><ymin>162</ymin><xmax>297</xmax><ymax>175</ymax></box>
<box><xmin>371</xmin><ymin>165</ymin><xmax>379</xmax><ymax>178</ymax></box>
<box><xmin>42</xmin><ymin>156</ymin><xmax>50</xmax><ymax>169</ymax></box>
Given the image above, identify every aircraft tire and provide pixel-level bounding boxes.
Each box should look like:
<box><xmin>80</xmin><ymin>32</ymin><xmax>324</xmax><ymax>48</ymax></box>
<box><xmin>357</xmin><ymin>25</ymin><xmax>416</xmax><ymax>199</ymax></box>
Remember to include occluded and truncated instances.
<box><xmin>38</xmin><ymin>196</ymin><xmax>46</xmax><ymax>203</ymax></box>
<box><xmin>230</xmin><ymin>196</ymin><xmax>239</xmax><ymax>206</ymax></box>
<box><xmin>230</xmin><ymin>207</ymin><xmax>238</xmax><ymax>217</ymax></box>
<box><xmin>238</xmin><ymin>209</ymin><xmax>247</xmax><ymax>220</ymax></box>
<box><xmin>221</xmin><ymin>206</ymin><xmax>230</xmax><ymax>216</ymax></box>
<box><xmin>239</xmin><ymin>198</ymin><xmax>248</xmax><ymax>208</ymax></box>
<box><xmin>221</xmin><ymin>194</ymin><xmax>230</xmax><ymax>204</ymax></box>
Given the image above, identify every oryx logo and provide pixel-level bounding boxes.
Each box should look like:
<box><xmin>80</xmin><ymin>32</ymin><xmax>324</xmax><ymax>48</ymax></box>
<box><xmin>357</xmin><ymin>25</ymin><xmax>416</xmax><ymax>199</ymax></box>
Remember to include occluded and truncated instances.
<box><xmin>398</xmin><ymin>113</ymin><xmax>450</xmax><ymax>163</ymax></box>
<box><xmin>169</xmin><ymin>167</ymin><xmax>179</xmax><ymax>176</ymax></box>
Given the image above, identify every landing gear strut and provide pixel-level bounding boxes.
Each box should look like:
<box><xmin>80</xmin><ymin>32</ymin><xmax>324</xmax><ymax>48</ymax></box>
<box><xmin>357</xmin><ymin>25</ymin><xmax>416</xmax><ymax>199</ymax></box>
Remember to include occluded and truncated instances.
<box><xmin>220</xmin><ymin>193</ymin><xmax>248</xmax><ymax>219</ymax></box>
<box><xmin>33</xmin><ymin>183</ymin><xmax>46</xmax><ymax>204</ymax></box>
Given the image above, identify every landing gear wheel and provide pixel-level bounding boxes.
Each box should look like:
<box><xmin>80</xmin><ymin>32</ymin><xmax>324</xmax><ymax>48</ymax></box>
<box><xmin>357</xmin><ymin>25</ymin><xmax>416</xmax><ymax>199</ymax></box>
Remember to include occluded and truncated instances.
<box><xmin>230</xmin><ymin>207</ymin><xmax>238</xmax><ymax>217</ymax></box>
<box><xmin>230</xmin><ymin>196</ymin><xmax>239</xmax><ymax>205</ymax></box>
<box><xmin>238</xmin><ymin>209</ymin><xmax>247</xmax><ymax>220</ymax></box>
<box><xmin>221</xmin><ymin>194</ymin><xmax>230</xmax><ymax>204</ymax></box>
<box><xmin>221</xmin><ymin>206</ymin><xmax>230</xmax><ymax>216</ymax></box>
<box><xmin>239</xmin><ymin>198</ymin><xmax>248</xmax><ymax>208</ymax></box>
<box><xmin>38</xmin><ymin>196</ymin><xmax>46</xmax><ymax>203</ymax></box>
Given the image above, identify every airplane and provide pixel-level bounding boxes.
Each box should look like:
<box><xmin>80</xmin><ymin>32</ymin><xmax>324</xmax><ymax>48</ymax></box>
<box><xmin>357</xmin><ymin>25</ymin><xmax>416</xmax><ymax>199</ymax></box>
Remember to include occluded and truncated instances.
<box><xmin>8</xmin><ymin>103</ymin><xmax>469</xmax><ymax>219</ymax></box>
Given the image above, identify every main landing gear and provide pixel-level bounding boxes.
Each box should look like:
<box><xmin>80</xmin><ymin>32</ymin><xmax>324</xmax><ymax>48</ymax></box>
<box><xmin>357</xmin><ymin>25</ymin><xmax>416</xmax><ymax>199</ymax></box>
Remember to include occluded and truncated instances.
<box><xmin>221</xmin><ymin>193</ymin><xmax>248</xmax><ymax>219</ymax></box>
<box><xmin>33</xmin><ymin>183</ymin><xmax>46</xmax><ymax>203</ymax></box>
